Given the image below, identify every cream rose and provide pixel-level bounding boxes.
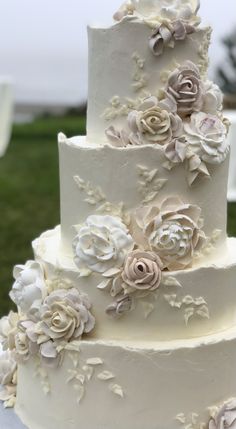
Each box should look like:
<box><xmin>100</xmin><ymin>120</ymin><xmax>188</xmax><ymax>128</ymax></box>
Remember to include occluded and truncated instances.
<box><xmin>10</xmin><ymin>260</ymin><xmax>46</xmax><ymax>315</ymax></box>
<box><xmin>128</xmin><ymin>97</ymin><xmax>183</xmax><ymax>146</ymax></box>
<box><xmin>40</xmin><ymin>289</ymin><xmax>95</xmax><ymax>342</ymax></box>
<box><xmin>73</xmin><ymin>215</ymin><xmax>134</xmax><ymax>274</ymax></box>
<box><xmin>209</xmin><ymin>399</ymin><xmax>236</xmax><ymax>429</ymax></box>
<box><xmin>133</xmin><ymin>197</ymin><xmax>206</xmax><ymax>270</ymax></box>
<box><xmin>184</xmin><ymin>112</ymin><xmax>229</xmax><ymax>165</ymax></box>
<box><xmin>0</xmin><ymin>350</ymin><xmax>17</xmax><ymax>386</ymax></box>
<box><xmin>122</xmin><ymin>250</ymin><xmax>163</xmax><ymax>292</ymax></box>
<box><xmin>166</xmin><ymin>61</ymin><xmax>203</xmax><ymax>117</ymax></box>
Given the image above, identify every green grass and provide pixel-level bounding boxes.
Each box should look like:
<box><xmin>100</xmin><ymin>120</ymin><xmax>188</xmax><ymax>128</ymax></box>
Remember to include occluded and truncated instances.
<box><xmin>0</xmin><ymin>114</ymin><xmax>86</xmax><ymax>316</ymax></box>
<box><xmin>0</xmin><ymin>114</ymin><xmax>235</xmax><ymax>316</ymax></box>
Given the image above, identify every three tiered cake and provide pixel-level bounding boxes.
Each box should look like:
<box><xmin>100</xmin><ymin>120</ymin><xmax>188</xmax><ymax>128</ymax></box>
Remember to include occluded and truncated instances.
<box><xmin>1</xmin><ymin>1</ymin><xmax>236</xmax><ymax>428</ymax></box>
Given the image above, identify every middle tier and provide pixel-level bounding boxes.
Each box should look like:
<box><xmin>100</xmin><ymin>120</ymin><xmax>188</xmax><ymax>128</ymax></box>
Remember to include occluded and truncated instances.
<box><xmin>33</xmin><ymin>226</ymin><xmax>236</xmax><ymax>342</ymax></box>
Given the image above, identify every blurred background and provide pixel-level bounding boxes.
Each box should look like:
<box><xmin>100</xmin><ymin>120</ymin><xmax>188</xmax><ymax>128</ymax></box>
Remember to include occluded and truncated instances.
<box><xmin>0</xmin><ymin>0</ymin><xmax>236</xmax><ymax>316</ymax></box>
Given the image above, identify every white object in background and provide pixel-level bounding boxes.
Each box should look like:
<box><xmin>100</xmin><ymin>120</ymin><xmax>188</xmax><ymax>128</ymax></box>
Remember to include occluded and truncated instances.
<box><xmin>0</xmin><ymin>78</ymin><xmax>14</xmax><ymax>157</ymax></box>
<box><xmin>225</xmin><ymin>110</ymin><xmax>236</xmax><ymax>202</ymax></box>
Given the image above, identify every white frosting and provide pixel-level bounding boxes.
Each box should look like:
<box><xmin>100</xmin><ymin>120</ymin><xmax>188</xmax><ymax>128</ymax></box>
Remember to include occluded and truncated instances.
<box><xmin>33</xmin><ymin>226</ymin><xmax>236</xmax><ymax>342</ymax></box>
<box><xmin>59</xmin><ymin>136</ymin><xmax>228</xmax><ymax>260</ymax></box>
<box><xmin>15</xmin><ymin>326</ymin><xmax>236</xmax><ymax>429</ymax></box>
<box><xmin>87</xmin><ymin>20</ymin><xmax>210</xmax><ymax>144</ymax></box>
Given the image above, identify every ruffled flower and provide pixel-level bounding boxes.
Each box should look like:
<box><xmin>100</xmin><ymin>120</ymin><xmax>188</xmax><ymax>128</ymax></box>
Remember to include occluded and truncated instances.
<box><xmin>39</xmin><ymin>288</ymin><xmax>95</xmax><ymax>342</ymax></box>
<box><xmin>10</xmin><ymin>260</ymin><xmax>46</xmax><ymax>315</ymax></box>
<box><xmin>209</xmin><ymin>398</ymin><xmax>236</xmax><ymax>429</ymax></box>
<box><xmin>73</xmin><ymin>215</ymin><xmax>134</xmax><ymax>275</ymax></box>
<box><xmin>0</xmin><ymin>350</ymin><xmax>17</xmax><ymax>386</ymax></box>
<box><xmin>10</xmin><ymin>321</ymin><xmax>39</xmax><ymax>363</ymax></box>
<box><xmin>113</xmin><ymin>1</ymin><xmax>135</xmax><ymax>21</ymax></box>
<box><xmin>166</xmin><ymin>61</ymin><xmax>203</xmax><ymax>117</ymax></box>
<box><xmin>0</xmin><ymin>349</ymin><xmax>17</xmax><ymax>408</ymax></box>
<box><xmin>122</xmin><ymin>250</ymin><xmax>163</xmax><ymax>292</ymax></box>
<box><xmin>133</xmin><ymin>197</ymin><xmax>206</xmax><ymax>270</ymax></box>
<box><xmin>184</xmin><ymin>112</ymin><xmax>229</xmax><ymax>165</ymax></box>
<box><xmin>202</xmin><ymin>81</ymin><xmax>223</xmax><ymax>115</ymax></box>
<box><xmin>149</xmin><ymin>20</ymin><xmax>196</xmax><ymax>56</ymax></box>
<box><xmin>0</xmin><ymin>312</ymin><xmax>19</xmax><ymax>350</ymax></box>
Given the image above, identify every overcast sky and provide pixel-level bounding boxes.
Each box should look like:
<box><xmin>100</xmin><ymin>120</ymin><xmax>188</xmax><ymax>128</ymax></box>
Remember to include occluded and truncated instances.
<box><xmin>0</xmin><ymin>0</ymin><xmax>235</xmax><ymax>107</ymax></box>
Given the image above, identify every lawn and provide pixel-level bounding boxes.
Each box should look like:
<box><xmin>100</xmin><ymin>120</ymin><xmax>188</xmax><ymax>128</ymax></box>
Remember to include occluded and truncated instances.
<box><xmin>0</xmin><ymin>115</ymin><xmax>236</xmax><ymax>316</ymax></box>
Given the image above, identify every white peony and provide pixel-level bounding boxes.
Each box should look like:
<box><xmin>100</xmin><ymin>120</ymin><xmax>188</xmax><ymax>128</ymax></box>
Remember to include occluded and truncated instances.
<box><xmin>0</xmin><ymin>350</ymin><xmax>17</xmax><ymax>386</ymax></box>
<box><xmin>10</xmin><ymin>260</ymin><xmax>46</xmax><ymax>315</ymax></box>
<box><xmin>184</xmin><ymin>112</ymin><xmax>229</xmax><ymax>165</ymax></box>
<box><xmin>73</xmin><ymin>215</ymin><xmax>134</xmax><ymax>275</ymax></box>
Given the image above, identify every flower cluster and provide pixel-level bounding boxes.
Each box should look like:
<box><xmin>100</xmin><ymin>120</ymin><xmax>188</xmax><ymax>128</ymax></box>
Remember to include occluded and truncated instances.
<box><xmin>106</xmin><ymin>61</ymin><xmax>229</xmax><ymax>186</ymax></box>
<box><xmin>0</xmin><ymin>261</ymin><xmax>95</xmax><ymax>372</ymax></box>
<box><xmin>73</xmin><ymin>198</ymin><xmax>205</xmax><ymax>317</ymax></box>
<box><xmin>208</xmin><ymin>399</ymin><xmax>236</xmax><ymax>429</ymax></box>
<box><xmin>113</xmin><ymin>0</ymin><xmax>200</xmax><ymax>56</ymax></box>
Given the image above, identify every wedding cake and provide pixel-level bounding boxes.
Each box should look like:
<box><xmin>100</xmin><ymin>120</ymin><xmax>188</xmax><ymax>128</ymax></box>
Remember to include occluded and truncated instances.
<box><xmin>1</xmin><ymin>1</ymin><xmax>236</xmax><ymax>428</ymax></box>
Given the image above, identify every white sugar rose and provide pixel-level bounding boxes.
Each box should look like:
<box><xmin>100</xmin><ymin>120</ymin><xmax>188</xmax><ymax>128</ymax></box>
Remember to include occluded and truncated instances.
<box><xmin>122</xmin><ymin>250</ymin><xmax>163</xmax><ymax>292</ymax></box>
<box><xmin>133</xmin><ymin>197</ymin><xmax>206</xmax><ymax>270</ymax></box>
<box><xmin>128</xmin><ymin>96</ymin><xmax>183</xmax><ymax>146</ymax></box>
<box><xmin>184</xmin><ymin>112</ymin><xmax>229</xmax><ymax>165</ymax></box>
<box><xmin>73</xmin><ymin>215</ymin><xmax>134</xmax><ymax>274</ymax></box>
<box><xmin>0</xmin><ymin>350</ymin><xmax>17</xmax><ymax>386</ymax></box>
<box><xmin>10</xmin><ymin>261</ymin><xmax>46</xmax><ymax>314</ymax></box>
<box><xmin>209</xmin><ymin>399</ymin><xmax>236</xmax><ymax>429</ymax></box>
<box><xmin>40</xmin><ymin>289</ymin><xmax>95</xmax><ymax>342</ymax></box>
<box><xmin>202</xmin><ymin>81</ymin><xmax>223</xmax><ymax>115</ymax></box>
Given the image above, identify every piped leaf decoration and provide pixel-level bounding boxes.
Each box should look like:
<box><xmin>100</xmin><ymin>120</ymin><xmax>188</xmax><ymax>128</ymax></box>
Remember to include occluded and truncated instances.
<box><xmin>109</xmin><ymin>383</ymin><xmax>124</xmax><ymax>398</ymax></box>
<box><xmin>82</xmin><ymin>365</ymin><xmax>94</xmax><ymax>381</ymax></box>
<box><xmin>97</xmin><ymin>279</ymin><xmax>112</xmax><ymax>290</ymax></box>
<box><xmin>196</xmin><ymin>305</ymin><xmax>210</xmax><ymax>320</ymax></box>
<box><xmin>137</xmin><ymin>164</ymin><xmax>168</xmax><ymax>204</ymax></box>
<box><xmin>97</xmin><ymin>371</ymin><xmax>115</xmax><ymax>381</ymax></box>
<box><xmin>162</xmin><ymin>276</ymin><xmax>182</xmax><ymax>288</ymax></box>
<box><xmin>74</xmin><ymin>175</ymin><xmax>106</xmax><ymax>206</ymax></box>
<box><xmin>86</xmin><ymin>358</ymin><xmax>104</xmax><ymax>366</ymax></box>
<box><xmin>66</xmin><ymin>369</ymin><xmax>78</xmax><ymax>384</ymax></box>
<box><xmin>184</xmin><ymin>307</ymin><xmax>195</xmax><ymax>325</ymax></box>
<box><xmin>73</xmin><ymin>384</ymin><xmax>85</xmax><ymax>404</ymax></box>
<box><xmin>176</xmin><ymin>413</ymin><xmax>186</xmax><ymax>424</ymax></box>
<box><xmin>142</xmin><ymin>302</ymin><xmax>155</xmax><ymax>319</ymax></box>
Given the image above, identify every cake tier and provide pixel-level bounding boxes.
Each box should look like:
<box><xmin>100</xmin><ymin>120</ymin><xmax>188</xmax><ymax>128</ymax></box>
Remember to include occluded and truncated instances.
<box><xmin>59</xmin><ymin>136</ymin><xmax>229</xmax><ymax>261</ymax></box>
<box><xmin>87</xmin><ymin>19</ymin><xmax>211</xmax><ymax>144</ymax></box>
<box><xmin>15</xmin><ymin>326</ymin><xmax>236</xmax><ymax>429</ymax></box>
<box><xmin>33</xmin><ymin>226</ymin><xmax>236</xmax><ymax>342</ymax></box>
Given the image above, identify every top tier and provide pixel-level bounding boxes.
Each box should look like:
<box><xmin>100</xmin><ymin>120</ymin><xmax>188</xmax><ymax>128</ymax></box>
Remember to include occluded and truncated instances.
<box><xmin>87</xmin><ymin>0</ymin><xmax>211</xmax><ymax>144</ymax></box>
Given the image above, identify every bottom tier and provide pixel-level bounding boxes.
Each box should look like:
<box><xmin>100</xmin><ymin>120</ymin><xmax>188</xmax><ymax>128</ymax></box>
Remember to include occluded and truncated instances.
<box><xmin>16</xmin><ymin>327</ymin><xmax>236</xmax><ymax>429</ymax></box>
